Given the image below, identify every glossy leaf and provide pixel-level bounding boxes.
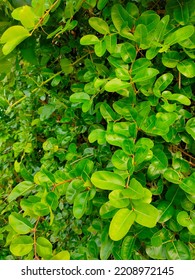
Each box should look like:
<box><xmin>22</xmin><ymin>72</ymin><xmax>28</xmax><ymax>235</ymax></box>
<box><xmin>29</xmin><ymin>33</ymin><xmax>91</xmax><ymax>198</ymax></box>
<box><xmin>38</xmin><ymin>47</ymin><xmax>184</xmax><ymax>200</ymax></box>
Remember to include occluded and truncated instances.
<box><xmin>111</xmin><ymin>4</ymin><xmax>133</xmax><ymax>32</ymax></box>
<box><xmin>109</xmin><ymin>189</ymin><xmax>130</xmax><ymax>208</ymax></box>
<box><xmin>133</xmin><ymin>68</ymin><xmax>159</xmax><ymax>83</ymax></box>
<box><xmin>109</xmin><ymin>208</ymin><xmax>136</xmax><ymax>241</ymax></box>
<box><xmin>164</xmin><ymin>25</ymin><xmax>194</xmax><ymax>46</ymax></box>
<box><xmin>123</xmin><ymin>178</ymin><xmax>144</xmax><ymax>200</ymax></box>
<box><xmin>91</xmin><ymin>171</ymin><xmax>125</xmax><ymax>190</ymax></box>
<box><xmin>134</xmin><ymin>203</ymin><xmax>159</xmax><ymax>228</ymax></box>
<box><xmin>179</xmin><ymin>175</ymin><xmax>195</xmax><ymax>195</ymax></box>
<box><xmin>157</xmin><ymin>201</ymin><xmax>175</xmax><ymax>223</ymax></box>
<box><xmin>120</xmin><ymin>43</ymin><xmax>136</xmax><ymax>63</ymax></box>
<box><xmin>111</xmin><ymin>150</ymin><xmax>129</xmax><ymax>170</ymax></box>
<box><xmin>163</xmin><ymin>168</ymin><xmax>181</xmax><ymax>184</ymax></box>
<box><xmin>166</xmin><ymin>241</ymin><xmax>191</xmax><ymax>260</ymax></box>
<box><xmin>177</xmin><ymin>59</ymin><xmax>195</xmax><ymax>78</ymax></box>
<box><xmin>105</xmin><ymin>78</ymin><xmax>130</xmax><ymax>92</ymax></box>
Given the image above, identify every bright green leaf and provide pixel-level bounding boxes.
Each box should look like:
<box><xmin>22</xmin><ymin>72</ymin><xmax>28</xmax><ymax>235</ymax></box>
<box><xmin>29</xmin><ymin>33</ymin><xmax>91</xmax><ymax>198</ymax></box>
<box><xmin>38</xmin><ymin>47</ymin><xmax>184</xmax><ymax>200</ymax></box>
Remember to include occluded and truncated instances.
<box><xmin>91</xmin><ymin>171</ymin><xmax>125</xmax><ymax>190</ymax></box>
<box><xmin>109</xmin><ymin>208</ymin><xmax>136</xmax><ymax>241</ymax></box>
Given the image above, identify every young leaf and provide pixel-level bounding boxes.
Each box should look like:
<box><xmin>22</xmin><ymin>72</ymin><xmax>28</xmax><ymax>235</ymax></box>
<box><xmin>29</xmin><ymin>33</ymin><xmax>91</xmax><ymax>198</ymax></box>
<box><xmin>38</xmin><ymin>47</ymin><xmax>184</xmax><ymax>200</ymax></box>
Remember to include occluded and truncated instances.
<box><xmin>120</xmin><ymin>42</ymin><xmax>136</xmax><ymax>63</ymax></box>
<box><xmin>0</xmin><ymin>25</ymin><xmax>30</xmax><ymax>55</ymax></box>
<box><xmin>111</xmin><ymin>4</ymin><xmax>134</xmax><ymax>32</ymax></box>
<box><xmin>12</xmin><ymin>6</ymin><xmax>38</xmax><ymax>29</ymax></box>
<box><xmin>91</xmin><ymin>171</ymin><xmax>125</xmax><ymax>190</ymax></box>
<box><xmin>109</xmin><ymin>208</ymin><xmax>136</xmax><ymax>241</ymax></box>
<box><xmin>179</xmin><ymin>175</ymin><xmax>195</xmax><ymax>195</ymax></box>
<box><xmin>163</xmin><ymin>168</ymin><xmax>181</xmax><ymax>184</ymax></box>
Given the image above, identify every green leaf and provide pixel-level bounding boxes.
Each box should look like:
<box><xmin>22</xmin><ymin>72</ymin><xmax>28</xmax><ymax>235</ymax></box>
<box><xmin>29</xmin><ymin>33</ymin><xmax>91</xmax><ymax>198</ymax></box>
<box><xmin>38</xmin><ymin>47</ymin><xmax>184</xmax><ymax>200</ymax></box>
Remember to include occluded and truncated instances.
<box><xmin>100</xmin><ymin>102</ymin><xmax>117</xmax><ymax>122</ymax></box>
<box><xmin>133</xmin><ymin>68</ymin><xmax>159</xmax><ymax>83</ymax></box>
<box><xmin>121</xmin><ymin>235</ymin><xmax>135</xmax><ymax>260</ymax></box>
<box><xmin>163</xmin><ymin>168</ymin><xmax>181</xmax><ymax>184</ymax></box>
<box><xmin>173</xmin><ymin>2</ymin><xmax>190</xmax><ymax>25</ymax></box>
<box><xmin>51</xmin><ymin>250</ymin><xmax>70</xmax><ymax>260</ymax></box>
<box><xmin>166</xmin><ymin>241</ymin><xmax>191</xmax><ymax>260</ymax></box>
<box><xmin>109</xmin><ymin>208</ymin><xmax>136</xmax><ymax>241</ymax></box>
<box><xmin>7</xmin><ymin>181</ymin><xmax>34</xmax><ymax>203</ymax></box>
<box><xmin>135</xmin><ymin>146</ymin><xmax>149</xmax><ymax>165</ymax></box>
<box><xmin>100</xmin><ymin>226</ymin><xmax>114</xmax><ymax>260</ymax></box>
<box><xmin>109</xmin><ymin>189</ymin><xmax>129</xmax><ymax>208</ymax></box>
<box><xmin>88</xmin><ymin>129</ymin><xmax>106</xmax><ymax>145</ymax></box>
<box><xmin>177</xmin><ymin>59</ymin><xmax>195</xmax><ymax>78</ymax></box>
<box><xmin>10</xmin><ymin>236</ymin><xmax>33</xmax><ymax>257</ymax></box>
<box><xmin>105</xmin><ymin>34</ymin><xmax>117</xmax><ymax>54</ymax></box>
<box><xmin>94</xmin><ymin>40</ymin><xmax>106</xmax><ymax>57</ymax></box>
<box><xmin>111</xmin><ymin>4</ymin><xmax>133</xmax><ymax>32</ymax></box>
<box><xmin>111</xmin><ymin>150</ymin><xmax>129</xmax><ymax>170</ymax></box>
<box><xmin>0</xmin><ymin>25</ymin><xmax>30</xmax><ymax>55</ymax></box>
<box><xmin>70</xmin><ymin>92</ymin><xmax>90</xmax><ymax>103</ymax></box>
<box><xmin>162</xmin><ymin>92</ymin><xmax>191</xmax><ymax>106</ymax></box>
<box><xmin>134</xmin><ymin>202</ymin><xmax>159</xmax><ymax>228</ymax></box>
<box><xmin>46</xmin><ymin>192</ymin><xmax>58</xmax><ymax>210</ymax></box>
<box><xmin>60</xmin><ymin>58</ymin><xmax>73</xmax><ymax>74</ymax></box>
<box><xmin>97</xmin><ymin>0</ymin><xmax>109</xmax><ymax>10</ymax></box>
<box><xmin>73</xmin><ymin>191</ymin><xmax>89</xmax><ymax>219</ymax></box>
<box><xmin>91</xmin><ymin>171</ymin><xmax>125</xmax><ymax>190</ymax></box>
<box><xmin>33</xmin><ymin>202</ymin><xmax>50</xmax><ymax>216</ymax></box>
<box><xmin>186</xmin><ymin>118</ymin><xmax>195</xmax><ymax>139</ymax></box>
<box><xmin>134</xmin><ymin>24</ymin><xmax>149</xmax><ymax>49</ymax></box>
<box><xmin>12</xmin><ymin>6</ymin><xmax>38</xmax><ymax>29</ymax></box>
<box><xmin>9</xmin><ymin>213</ymin><xmax>33</xmax><ymax>234</ymax></box>
<box><xmin>122</xmin><ymin>178</ymin><xmax>145</xmax><ymax>200</ymax></box>
<box><xmin>164</xmin><ymin>25</ymin><xmax>194</xmax><ymax>47</ymax></box>
<box><xmin>162</xmin><ymin>51</ymin><xmax>181</xmax><ymax>68</ymax></box>
<box><xmin>153</xmin><ymin>73</ymin><xmax>173</xmax><ymax>97</ymax></box>
<box><xmin>157</xmin><ymin>201</ymin><xmax>175</xmax><ymax>223</ymax></box>
<box><xmin>105</xmin><ymin>78</ymin><xmax>130</xmax><ymax>92</ymax></box>
<box><xmin>179</xmin><ymin>175</ymin><xmax>195</xmax><ymax>195</ymax></box>
<box><xmin>89</xmin><ymin>17</ymin><xmax>109</xmax><ymax>35</ymax></box>
<box><xmin>80</xmin><ymin>34</ymin><xmax>99</xmax><ymax>45</ymax></box>
<box><xmin>177</xmin><ymin>211</ymin><xmax>191</xmax><ymax>227</ymax></box>
<box><xmin>38</xmin><ymin>104</ymin><xmax>56</xmax><ymax>121</ymax></box>
<box><xmin>120</xmin><ymin>43</ymin><xmax>136</xmax><ymax>63</ymax></box>
<box><xmin>36</xmin><ymin>237</ymin><xmax>52</xmax><ymax>258</ymax></box>
<box><xmin>100</xmin><ymin>201</ymin><xmax>118</xmax><ymax>219</ymax></box>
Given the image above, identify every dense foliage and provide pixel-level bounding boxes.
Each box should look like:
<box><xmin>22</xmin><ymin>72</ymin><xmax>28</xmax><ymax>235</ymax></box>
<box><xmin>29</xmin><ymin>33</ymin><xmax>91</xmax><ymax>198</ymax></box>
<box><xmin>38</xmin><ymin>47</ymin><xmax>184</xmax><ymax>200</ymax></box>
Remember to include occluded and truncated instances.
<box><xmin>0</xmin><ymin>0</ymin><xmax>195</xmax><ymax>260</ymax></box>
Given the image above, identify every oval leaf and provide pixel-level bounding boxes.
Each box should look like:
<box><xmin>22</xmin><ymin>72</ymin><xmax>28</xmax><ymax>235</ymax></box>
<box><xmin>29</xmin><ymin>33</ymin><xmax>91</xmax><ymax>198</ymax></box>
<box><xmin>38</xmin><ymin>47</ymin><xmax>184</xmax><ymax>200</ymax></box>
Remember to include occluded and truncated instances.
<box><xmin>134</xmin><ymin>202</ymin><xmax>159</xmax><ymax>228</ymax></box>
<box><xmin>91</xmin><ymin>171</ymin><xmax>125</xmax><ymax>190</ymax></box>
<box><xmin>109</xmin><ymin>208</ymin><xmax>136</xmax><ymax>241</ymax></box>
